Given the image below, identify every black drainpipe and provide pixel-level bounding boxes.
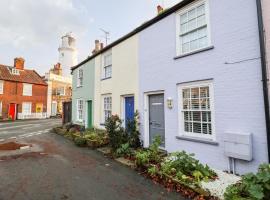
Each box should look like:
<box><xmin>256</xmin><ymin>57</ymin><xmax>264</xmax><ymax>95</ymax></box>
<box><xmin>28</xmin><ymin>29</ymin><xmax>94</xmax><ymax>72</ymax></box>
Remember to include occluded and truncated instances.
<box><xmin>256</xmin><ymin>0</ymin><xmax>270</xmax><ymax>162</ymax></box>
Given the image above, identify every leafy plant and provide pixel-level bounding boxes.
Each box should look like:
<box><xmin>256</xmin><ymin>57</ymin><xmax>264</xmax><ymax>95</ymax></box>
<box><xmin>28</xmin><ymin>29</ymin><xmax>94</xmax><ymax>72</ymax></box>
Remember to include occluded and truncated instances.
<box><xmin>135</xmin><ymin>150</ymin><xmax>150</xmax><ymax>168</ymax></box>
<box><xmin>160</xmin><ymin>151</ymin><xmax>216</xmax><ymax>185</ymax></box>
<box><xmin>115</xmin><ymin>143</ymin><xmax>133</xmax><ymax>158</ymax></box>
<box><xmin>148</xmin><ymin>136</ymin><xmax>162</xmax><ymax>163</ymax></box>
<box><xmin>148</xmin><ymin>165</ymin><xmax>159</xmax><ymax>177</ymax></box>
<box><xmin>225</xmin><ymin>164</ymin><xmax>270</xmax><ymax>200</ymax></box>
<box><xmin>105</xmin><ymin>115</ymin><xmax>127</xmax><ymax>151</ymax></box>
<box><xmin>74</xmin><ymin>137</ymin><xmax>87</xmax><ymax>147</ymax></box>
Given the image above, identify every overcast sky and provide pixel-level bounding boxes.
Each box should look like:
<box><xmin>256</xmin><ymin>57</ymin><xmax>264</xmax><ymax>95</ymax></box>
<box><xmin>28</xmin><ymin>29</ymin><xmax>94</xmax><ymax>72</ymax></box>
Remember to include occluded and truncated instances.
<box><xmin>0</xmin><ymin>0</ymin><xmax>180</xmax><ymax>75</ymax></box>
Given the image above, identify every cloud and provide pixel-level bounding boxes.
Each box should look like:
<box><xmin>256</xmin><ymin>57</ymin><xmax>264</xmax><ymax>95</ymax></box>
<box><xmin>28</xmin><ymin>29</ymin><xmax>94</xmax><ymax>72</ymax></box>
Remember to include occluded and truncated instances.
<box><xmin>0</xmin><ymin>0</ymin><xmax>93</xmax><ymax>49</ymax></box>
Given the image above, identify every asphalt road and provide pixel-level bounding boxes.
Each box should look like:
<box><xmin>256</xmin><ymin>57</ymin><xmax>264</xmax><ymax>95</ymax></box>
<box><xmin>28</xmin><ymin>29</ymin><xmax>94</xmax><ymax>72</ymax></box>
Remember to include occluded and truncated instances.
<box><xmin>0</xmin><ymin>119</ymin><xmax>186</xmax><ymax>200</ymax></box>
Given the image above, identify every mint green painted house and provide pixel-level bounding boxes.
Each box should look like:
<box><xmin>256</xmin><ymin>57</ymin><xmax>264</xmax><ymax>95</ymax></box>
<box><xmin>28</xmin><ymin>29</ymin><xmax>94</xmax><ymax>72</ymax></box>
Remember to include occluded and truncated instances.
<box><xmin>71</xmin><ymin>59</ymin><xmax>95</xmax><ymax>128</ymax></box>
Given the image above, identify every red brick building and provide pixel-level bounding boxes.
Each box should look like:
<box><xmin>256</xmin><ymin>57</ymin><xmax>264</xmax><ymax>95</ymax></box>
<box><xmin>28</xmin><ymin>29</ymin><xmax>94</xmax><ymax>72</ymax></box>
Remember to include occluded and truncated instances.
<box><xmin>0</xmin><ymin>58</ymin><xmax>48</xmax><ymax>120</ymax></box>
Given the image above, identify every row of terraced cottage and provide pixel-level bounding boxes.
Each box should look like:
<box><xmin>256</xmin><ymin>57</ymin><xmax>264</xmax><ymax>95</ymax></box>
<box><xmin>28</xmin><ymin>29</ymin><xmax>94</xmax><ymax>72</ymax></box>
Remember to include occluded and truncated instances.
<box><xmin>71</xmin><ymin>0</ymin><xmax>270</xmax><ymax>174</ymax></box>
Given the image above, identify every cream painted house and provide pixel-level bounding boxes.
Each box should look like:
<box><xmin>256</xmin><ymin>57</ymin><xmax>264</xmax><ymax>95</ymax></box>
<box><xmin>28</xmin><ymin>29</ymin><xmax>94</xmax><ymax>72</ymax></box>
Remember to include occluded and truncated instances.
<box><xmin>94</xmin><ymin>35</ymin><xmax>139</xmax><ymax>128</ymax></box>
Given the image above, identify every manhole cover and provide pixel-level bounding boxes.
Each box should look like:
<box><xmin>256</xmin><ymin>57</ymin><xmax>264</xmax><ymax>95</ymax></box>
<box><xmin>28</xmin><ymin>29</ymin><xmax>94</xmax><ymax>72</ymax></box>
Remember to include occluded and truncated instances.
<box><xmin>0</xmin><ymin>142</ymin><xmax>30</xmax><ymax>151</ymax></box>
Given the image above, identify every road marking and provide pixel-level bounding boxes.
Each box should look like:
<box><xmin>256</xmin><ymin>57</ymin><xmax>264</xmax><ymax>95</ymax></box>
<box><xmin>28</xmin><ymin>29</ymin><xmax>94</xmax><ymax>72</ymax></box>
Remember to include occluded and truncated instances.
<box><xmin>0</xmin><ymin>124</ymin><xmax>36</xmax><ymax>131</ymax></box>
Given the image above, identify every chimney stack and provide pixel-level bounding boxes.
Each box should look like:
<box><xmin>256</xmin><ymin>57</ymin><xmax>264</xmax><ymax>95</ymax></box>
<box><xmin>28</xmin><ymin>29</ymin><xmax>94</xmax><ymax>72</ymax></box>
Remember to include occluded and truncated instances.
<box><xmin>157</xmin><ymin>5</ymin><xmax>164</xmax><ymax>15</ymax></box>
<box><xmin>14</xmin><ymin>57</ymin><xmax>25</xmax><ymax>70</ymax></box>
<box><xmin>92</xmin><ymin>40</ymin><xmax>103</xmax><ymax>55</ymax></box>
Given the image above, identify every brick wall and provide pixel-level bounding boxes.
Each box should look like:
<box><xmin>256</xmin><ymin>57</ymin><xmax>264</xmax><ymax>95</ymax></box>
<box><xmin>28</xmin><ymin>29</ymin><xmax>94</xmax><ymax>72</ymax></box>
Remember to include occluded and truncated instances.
<box><xmin>0</xmin><ymin>80</ymin><xmax>47</xmax><ymax>119</ymax></box>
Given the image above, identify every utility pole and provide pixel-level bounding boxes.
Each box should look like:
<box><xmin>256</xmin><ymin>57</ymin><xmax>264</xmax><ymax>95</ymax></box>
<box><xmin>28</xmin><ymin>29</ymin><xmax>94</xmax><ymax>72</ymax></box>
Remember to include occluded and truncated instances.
<box><xmin>100</xmin><ymin>28</ymin><xmax>110</xmax><ymax>46</ymax></box>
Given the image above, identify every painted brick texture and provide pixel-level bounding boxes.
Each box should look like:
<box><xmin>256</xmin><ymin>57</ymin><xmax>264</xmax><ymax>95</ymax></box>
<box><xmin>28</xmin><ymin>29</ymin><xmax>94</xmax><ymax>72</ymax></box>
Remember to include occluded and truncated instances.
<box><xmin>0</xmin><ymin>80</ymin><xmax>47</xmax><ymax>119</ymax></box>
<box><xmin>139</xmin><ymin>0</ymin><xmax>267</xmax><ymax>174</ymax></box>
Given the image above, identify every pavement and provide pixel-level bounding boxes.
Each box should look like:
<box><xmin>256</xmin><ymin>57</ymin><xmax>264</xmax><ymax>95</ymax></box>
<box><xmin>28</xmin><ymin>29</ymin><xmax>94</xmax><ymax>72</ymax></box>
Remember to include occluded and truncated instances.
<box><xmin>0</xmin><ymin>119</ymin><xmax>186</xmax><ymax>200</ymax></box>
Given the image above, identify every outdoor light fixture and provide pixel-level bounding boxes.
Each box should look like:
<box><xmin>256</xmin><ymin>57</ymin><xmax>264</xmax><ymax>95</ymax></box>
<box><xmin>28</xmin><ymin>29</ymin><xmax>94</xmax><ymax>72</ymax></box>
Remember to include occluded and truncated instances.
<box><xmin>167</xmin><ymin>97</ymin><xmax>173</xmax><ymax>109</ymax></box>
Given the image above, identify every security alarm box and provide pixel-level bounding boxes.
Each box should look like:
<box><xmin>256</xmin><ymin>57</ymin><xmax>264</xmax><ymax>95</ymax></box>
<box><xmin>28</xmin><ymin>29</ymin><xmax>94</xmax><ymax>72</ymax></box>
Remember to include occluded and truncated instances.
<box><xmin>224</xmin><ymin>132</ymin><xmax>252</xmax><ymax>161</ymax></box>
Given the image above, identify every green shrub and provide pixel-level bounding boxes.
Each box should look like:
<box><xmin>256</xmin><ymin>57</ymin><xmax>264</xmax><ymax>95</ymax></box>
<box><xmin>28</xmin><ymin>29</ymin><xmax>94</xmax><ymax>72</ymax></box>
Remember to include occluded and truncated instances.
<box><xmin>135</xmin><ymin>150</ymin><xmax>150</xmax><ymax>167</ymax></box>
<box><xmin>116</xmin><ymin>143</ymin><xmax>133</xmax><ymax>157</ymax></box>
<box><xmin>135</xmin><ymin>136</ymin><xmax>163</xmax><ymax>167</ymax></box>
<box><xmin>225</xmin><ymin>164</ymin><xmax>270</xmax><ymax>200</ymax></box>
<box><xmin>105</xmin><ymin>115</ymin><xmax>127</xmax><ymax>151</ymax></box>
<box><xmin>125</xmin><ymin>111</ymin><xmax>141</xmax><ymax>148</ymax></box>
<box><xmin>160</xmin><ymin>151</ymin><xmax>216</xmax><ymax>185</ymax></box>
<box><xmin>74</xmin><ymin>137</ymin><xmax>87</xmax><ymax>147</ymax></box>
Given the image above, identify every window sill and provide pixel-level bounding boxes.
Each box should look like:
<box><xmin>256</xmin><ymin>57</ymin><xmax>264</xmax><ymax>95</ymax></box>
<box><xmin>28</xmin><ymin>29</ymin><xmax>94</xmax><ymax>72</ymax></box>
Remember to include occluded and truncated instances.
<box><xmin>101</xmin><ymin>77</ymin><xmax>112</xmax><ymax>81</ymax></box>
<box><xmin>176</xmin><ymin>135</ymin><xmax>219</xmax><ymax>146</ymax></box>
<box><xmin>174</xmin><ymin>46</ymin><xmax>214</xmax><ymax>60</ymax></box>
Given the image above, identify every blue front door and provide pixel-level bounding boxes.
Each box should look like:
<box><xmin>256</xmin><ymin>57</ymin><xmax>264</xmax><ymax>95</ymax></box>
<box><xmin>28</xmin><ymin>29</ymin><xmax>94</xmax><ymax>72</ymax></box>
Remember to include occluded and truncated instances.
<box><xmin>125</xmin><ymin>96</ymin><xmax>134</xmax><ymax>127</ymax></box>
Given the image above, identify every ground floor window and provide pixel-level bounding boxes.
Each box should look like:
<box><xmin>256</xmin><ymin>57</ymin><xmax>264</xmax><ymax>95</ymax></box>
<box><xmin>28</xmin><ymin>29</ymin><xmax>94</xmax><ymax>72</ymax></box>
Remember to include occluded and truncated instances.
<box><xmin>102</xmin><ymin>95</ymin><xmax>112</xmax><ymax>123</ymax></box>
<box><xmin>22</xmin><ymin>102</ymin><xmax>32</xmax><ymax>115</ymax></box>
<box><xmin>178</xmin><ymin>80</ymin><xmax>214</xmax><ymax>139</ymax></box>
<box><xmin>77</xmin><ymin>99</ymin><xmax>83</xmax><ymax>122</ymax></box>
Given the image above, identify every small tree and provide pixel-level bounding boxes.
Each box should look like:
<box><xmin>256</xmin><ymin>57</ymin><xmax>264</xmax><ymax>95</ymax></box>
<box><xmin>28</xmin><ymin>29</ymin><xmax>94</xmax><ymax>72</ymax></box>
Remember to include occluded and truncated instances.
<box><xmin>125</xmin><ymin>111</ymin><xmax>141</xmax><ymax>148</ymax></box>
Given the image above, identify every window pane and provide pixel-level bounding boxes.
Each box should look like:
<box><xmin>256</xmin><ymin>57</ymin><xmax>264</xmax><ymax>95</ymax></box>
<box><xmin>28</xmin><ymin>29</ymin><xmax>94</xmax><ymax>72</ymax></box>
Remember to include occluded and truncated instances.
<box><xmin>181</xmin><ymin>23</ymin><xmax>188</xmax><ymax>34</ymax></box>
<box><xmin>202</xmin><ymin>123</ymin><xmax>208</xmax><ymax>134</ymax></box>
<box><xmin>188</xmin><ymin>19</ymin><xmax>197</xmax><ymax>31</ymax></box>
<box><xmin>192</xmin><ymin>111</ymin><xmax>201</xmax><ymax>122</ymax></box>
<box><xmin>188</xmin><ymin>8</ymin><xmax>196</xmax><ymax>20</ymax></box>
<box><xmin>201</xmin><ymin>98</ymin><xmax>210</xmax><ymax>110</ymax></box>
<box><xmin>185</xmin><ymin>122</ymin><xmax>192</xmax><ymax>132</ymax></box>
<box><xmin>198</xmin><ymin>27</ymin><xmax>207</xmax><ymax>38</ymax></box>
<box><xmin>190</xmin><ymin>40</ymin><xmax>198</xmax><ymax>51</ymax></box>
<box><xmin>191</xmin><ymin>88</ymin><xmax>199</xmax><ymax>98</ymax></box>
<box><xmin>200</xmin><ymin>87</ymin><xmax>209</xmax><ymax>98</ymax></box>
<box><xmin>183</xmin><ymin>89</ymin><xmax>190</xmax><ymax>98</ymax></box>
<box><xmin>197</xmin><ymin>15</ymin><xmax>206</xmax><ymax>27</ymax></box>
<box><xmin>182</xmin><ymin>42</ymin><xmax>190</xmax><ymax>53</ymax></box>
<box><xmin>180</xmin><ymin>13</ymin><xmax>188</xmax><ymax>24</ymax></box>
<box><xmin>184</xmin><ymin>111</ymin><xmax>192</xmax><ymax>121</ymax></box>
<box><xmin>193</xmin><ymin>122</ymin><xmax>201</xmax><ymax>133</ymax></box>
<box><xmin>191</xmin><ymin>99</ymin><xmax>200</xmax><ymax>109</ymax></box>
<box><xmin>198</xmin><ymin>36</ymin><xmax>207</xmax><ymax>48</ymax></box>
<box><xmin>197</xmin><ymin>4</ymin><xmax>205</xmax><ymax>16</ymax></box>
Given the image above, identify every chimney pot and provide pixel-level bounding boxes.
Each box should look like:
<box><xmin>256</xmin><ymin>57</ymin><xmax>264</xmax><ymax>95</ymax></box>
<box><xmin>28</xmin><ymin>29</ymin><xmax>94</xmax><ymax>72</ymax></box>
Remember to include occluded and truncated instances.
<box><xmin>14</xmin><ymin>57</ymin><xmax>25</xmax><ymax>70</ymax></box>
<box><xmin>157</xmin><ymin>5</ymin><xmax>164</xmax><ymax>15</ymax></box>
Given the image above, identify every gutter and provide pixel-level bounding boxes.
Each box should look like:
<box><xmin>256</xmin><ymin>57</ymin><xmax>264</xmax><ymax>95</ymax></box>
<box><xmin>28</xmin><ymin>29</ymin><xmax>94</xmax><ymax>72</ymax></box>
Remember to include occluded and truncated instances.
<box><xmin>256</xmin><ymin>0</ymin><xmax>270</xmax><ymax>162</ymax></box>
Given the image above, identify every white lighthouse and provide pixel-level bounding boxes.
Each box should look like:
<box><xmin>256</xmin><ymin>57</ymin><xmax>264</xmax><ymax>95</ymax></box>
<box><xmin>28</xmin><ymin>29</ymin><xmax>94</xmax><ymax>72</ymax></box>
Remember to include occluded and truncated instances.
<box><xmin>58</xmin><ymin>33</ymin><xmax>78</xmax><ymax>77</ymax></box>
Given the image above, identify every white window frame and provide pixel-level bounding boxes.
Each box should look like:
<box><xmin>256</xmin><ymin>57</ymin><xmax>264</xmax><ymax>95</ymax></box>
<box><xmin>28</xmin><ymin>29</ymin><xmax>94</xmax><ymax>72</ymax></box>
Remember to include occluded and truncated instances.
<box><xmin>0</xmin><ymin>80</ymin><xmax>3</xmax><ymax>94</ymax></box>
<box><xmin>23</xmin><ymin>83</ymin><xmax>32</xmax><ymax>96</ymax></box>
<box><xmin>11</xmin><ymin>68</ymin><xmax>20</xmax><ymax>75</ymax></box>
<box><xmin>0</xmin><ymin>101</ymin><xmax>2</xmax><ymax>117</ymax></box>
<box><xmin>102</xmin><ymin>51</ymin><xmax>112</xmax><ymax>79</ymax></box>
<box><xmin>178</xmin><ymin>80</ymin><xmax>215</xmax><ymax>140</ymax></box>
<box><xmin>77</xmin><ymin>68</ymin><xmax>83</xmax><ymax>87</ymax></box>
<box><xmin>56</xmin><ymin>87</ymin><xmax>65</xmax><ymax>96</ymax></box>
<box><xmin>22</xmin><ymin>102</ymin><xmax>32</xmax><ymax>115</ymax></box>
<box><xmin>77</xmin><ymin>99</ymin><xmax>84</xmax><ymax>122</ymax></box>
<box><xmin>102</xmin><ymin>95</ymin><xmax>112</xmax><ymax>123</ymax></box>
<box><xmin>176</xmin><ymin>0</ymin><xmax>211</xmax><ymax>56</ymax></box>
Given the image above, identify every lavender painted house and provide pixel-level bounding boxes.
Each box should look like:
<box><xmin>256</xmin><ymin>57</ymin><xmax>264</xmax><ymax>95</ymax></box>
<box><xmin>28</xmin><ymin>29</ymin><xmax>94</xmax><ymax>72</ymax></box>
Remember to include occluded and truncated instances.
<box><xmin>138</xmin><ymin>0</ymin><xmax>269</xmax><ymax>174</ymax></box>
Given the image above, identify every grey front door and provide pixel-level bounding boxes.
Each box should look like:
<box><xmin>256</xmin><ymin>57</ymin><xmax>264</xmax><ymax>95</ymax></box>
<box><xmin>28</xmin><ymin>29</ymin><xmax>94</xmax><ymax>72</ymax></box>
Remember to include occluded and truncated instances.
<box><xmin>149</xmin><ymin>94</ymin><xmax>165</xmax><ymax>147</ymax></box>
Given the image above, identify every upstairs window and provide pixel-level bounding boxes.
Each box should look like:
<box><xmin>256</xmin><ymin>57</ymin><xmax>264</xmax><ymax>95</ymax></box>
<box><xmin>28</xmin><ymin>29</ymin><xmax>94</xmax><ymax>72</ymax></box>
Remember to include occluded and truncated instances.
<box><xmin>178</xmin><ymin>80</ymin><xmax>215</xmax><ymax>140</ymax></box>
<box><xmin>23</xmin><ymin>83</ymin><xmax>32</xmax><ymax>96</ymax></box>
<box><xmin>176</xmin><ymin>0</ymin><xmax>210</xmax><ymax>55</ymax></box>
<box><xmin>56</xmin><ymin>87</ymin><xmax>65</xmax><ymax>96</ymax></box>
<box><xmin>11</xmin><ymin>68</ymin><xmax>20</xmax><ymax>75</ymax></box>
<box><xmin>77</xmin><ymin>69</ymin><xmax>83</xmax><ymax>87</ymax></box>
<box><xmin>103</xmin><ymin>51</ymin><xmax>112</xmax><ymax>79</ymax></box>
<box><xmin>0</xmin><ymin>80</ymin><xmax>3</xmax><ymax>94</ymax></box>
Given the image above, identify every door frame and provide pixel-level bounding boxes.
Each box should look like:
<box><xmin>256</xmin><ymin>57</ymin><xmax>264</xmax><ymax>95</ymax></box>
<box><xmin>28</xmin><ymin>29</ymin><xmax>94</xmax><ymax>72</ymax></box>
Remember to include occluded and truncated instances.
<box><xmin>143</xmin><ymin>91</ymin><xmax>165</xmax><ymax>148</ymax></box>
<box><xmin>121</xmin><ymin>94</ymin><xmax>135</xmax><ymax>128</ymax></box>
